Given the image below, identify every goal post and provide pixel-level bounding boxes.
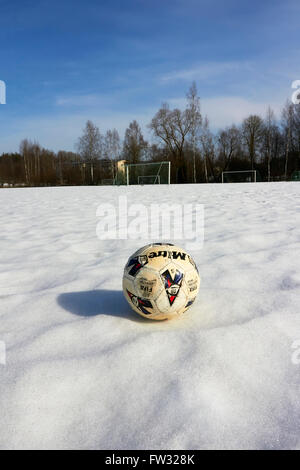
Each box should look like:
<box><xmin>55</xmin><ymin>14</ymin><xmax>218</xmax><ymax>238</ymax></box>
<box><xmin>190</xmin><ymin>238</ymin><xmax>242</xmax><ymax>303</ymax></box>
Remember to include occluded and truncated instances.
<box><xmin>126</xmin><ymin>161</ymin><xmax>171</xmax><ymax>185</ymax></box>
<box><xmin>222</xmin><ymin>170</ymin><xmax>257</xmax><ymax>183</ymax></box>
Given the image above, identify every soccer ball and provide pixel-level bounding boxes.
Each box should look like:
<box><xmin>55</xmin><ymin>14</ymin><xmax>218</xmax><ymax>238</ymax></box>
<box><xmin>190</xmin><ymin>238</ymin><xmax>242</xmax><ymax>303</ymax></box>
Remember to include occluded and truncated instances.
<box><xmin>122</xmin><ymin>243</ymin><xmax>200</xmax><ymax>320</ymax></box>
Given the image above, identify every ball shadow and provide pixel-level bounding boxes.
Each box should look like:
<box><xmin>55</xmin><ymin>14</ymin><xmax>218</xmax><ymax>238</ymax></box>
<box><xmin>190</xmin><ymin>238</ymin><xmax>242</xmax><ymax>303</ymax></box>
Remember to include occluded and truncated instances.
<box><xmin>57</xmin><ymin>289</ymin><xmax>147</xmax><ymax>322</ymax></box>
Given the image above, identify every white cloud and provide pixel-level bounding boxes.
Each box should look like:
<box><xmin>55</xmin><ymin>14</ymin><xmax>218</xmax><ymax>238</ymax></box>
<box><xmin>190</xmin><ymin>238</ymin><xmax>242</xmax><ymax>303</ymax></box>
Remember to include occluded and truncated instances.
<box><xmin>169</xmin><ymin>95</ymin><xmax>283</xmax><ymax>129</ymax></box>
<box><xmin>202</xmin><ymin>96</ymin><xmax>283</xmax><ymax>128</ymax></box>
<box><xmin>55</xmin><ymin>94</ymin><xmax>115</xmax><ymax>107</ymax></box>
<box><xmin>160</xmin><ymin>61</ymin><xmax>250</xmax><ymax>82</ymax></box>
<box><xmin>0</xmin><ymin>109</ymin><xmax>156</xmax><ymax>154</ymax></box>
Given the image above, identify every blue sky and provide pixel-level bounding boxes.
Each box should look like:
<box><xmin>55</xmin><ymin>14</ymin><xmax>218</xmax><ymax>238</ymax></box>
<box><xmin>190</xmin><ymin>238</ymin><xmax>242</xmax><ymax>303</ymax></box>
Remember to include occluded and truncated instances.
<box><xmin>0</xmin><ymin>0</ymin><xmax>299</xmax><ymax>153</ymax></box>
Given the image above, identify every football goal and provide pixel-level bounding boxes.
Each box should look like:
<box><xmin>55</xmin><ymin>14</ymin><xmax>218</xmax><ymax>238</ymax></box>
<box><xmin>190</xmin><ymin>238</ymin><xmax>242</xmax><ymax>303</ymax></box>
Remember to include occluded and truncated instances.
<box><xmin>126</xmin><ymin>161</ymin><xmax>171</xmax><ymax>185</ymax></box>
<box><xmin>222</xmin><ymin>170</ymin><xmax>257</xmax><ymax>183</ymax></box>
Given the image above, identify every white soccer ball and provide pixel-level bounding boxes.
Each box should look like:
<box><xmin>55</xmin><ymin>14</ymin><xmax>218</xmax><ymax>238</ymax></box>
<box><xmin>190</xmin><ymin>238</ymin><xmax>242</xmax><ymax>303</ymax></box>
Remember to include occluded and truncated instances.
<box><xmin>122</xmin><ymin>243</ymin><xmax>200</xmax><ymax>320</ymax></box>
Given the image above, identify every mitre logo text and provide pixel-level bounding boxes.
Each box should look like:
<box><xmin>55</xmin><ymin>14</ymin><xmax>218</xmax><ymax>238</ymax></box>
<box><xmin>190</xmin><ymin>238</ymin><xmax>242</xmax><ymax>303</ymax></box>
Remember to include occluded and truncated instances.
<box><xmin>148</xmin><ymin>250</ymin><xmax>187</xmax><ymax>260</ymax></box>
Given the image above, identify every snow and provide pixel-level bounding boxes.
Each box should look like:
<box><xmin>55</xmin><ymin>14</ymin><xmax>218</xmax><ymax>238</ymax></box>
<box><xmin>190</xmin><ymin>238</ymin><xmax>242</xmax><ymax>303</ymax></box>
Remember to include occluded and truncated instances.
<box><xmin>0</xmin><ymin>182</ymin><xmax>300</xmax><ymax>450</ymax></box>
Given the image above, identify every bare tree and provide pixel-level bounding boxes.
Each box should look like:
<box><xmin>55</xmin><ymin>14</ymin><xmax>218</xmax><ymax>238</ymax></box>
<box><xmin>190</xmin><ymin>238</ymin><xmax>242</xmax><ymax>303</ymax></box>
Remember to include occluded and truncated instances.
<box><xmin>149</xmin><ymin>103</ymin><xmax>193</xmax><ymax>182</ymax></box>
<box><xmin>242</xmin><ymin>115</ymin><xmax>264</xmax><ymax>169</ymax></box>
<box><xmin>104</xmin><ymin>129</ymin><xmax>121</xmax><ymax>160</ymax></box>
<box><xmin>123</xmin><ymin>120</ymin><xmax>147</xmax><ymax>163</ymax></box>
<box><xmin>186</xmin><ymin>82</ymin><xmax>202</xmax><ymax>183</ymax></box>
<box><xmin>200</xmin><ymin>117</ymin><xmax>215</xmax><ymax>182</ymax></box>
<box><xmin>264</xmin><ymin>107</ymin><xmax>276</xmax><ymax>182</ymax></box>
<box><xmin>32</xmin><ymin>142</ymin><xmax>41</xmax><ymax>185</ymax></box>
<box><xmin>77</xmin><ymin>120</ymin><xmax>102</xmax><ymax>162</ymax></box>
<box><xmin>19</xmin><ymin>139</ymin><xmax>41</xmax><ymax>185</ymax></box>
<box><xmin>102</xmin><ymin>129</ymin><xmax>121</xmax><ymax>180</ymax></box>
<box><xmin>20</xmin><ymin>139</ymin><xmax>30</xmax><ymax>185</ymax></box>
<box><xmin>294</xmin><ymin>104</ymin><xmax>300</xmax><ymax>162</ymax></box>
<box><xmin>281</xmin><ymin>100</ymin><xmax>295</xmax><ymax>180</ymax></box>
<box><xmin>217</xmin><ymin>125</ymin><xmax>241</xmax><ymax>172</ymax></box>
<box><xmin>76</xmin><ymin>120</ymin><xmax>102</xmax><ymax>183</ymax></box>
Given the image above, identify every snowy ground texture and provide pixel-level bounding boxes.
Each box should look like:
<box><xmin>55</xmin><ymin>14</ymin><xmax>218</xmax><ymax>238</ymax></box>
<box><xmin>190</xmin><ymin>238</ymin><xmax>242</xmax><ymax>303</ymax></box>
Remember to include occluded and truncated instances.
<box><xmin>0</xmin><ymin>182</ymin><xmax>300</xmax><ymax>450</ymax></box>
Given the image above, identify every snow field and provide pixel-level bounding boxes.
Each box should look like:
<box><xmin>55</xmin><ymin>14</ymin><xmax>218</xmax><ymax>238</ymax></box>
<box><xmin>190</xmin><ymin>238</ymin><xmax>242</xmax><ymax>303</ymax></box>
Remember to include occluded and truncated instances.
<box><xmin>0</xmin><ymin>182</ymin><xmax>299</xmax><ymax>449</ymax></box>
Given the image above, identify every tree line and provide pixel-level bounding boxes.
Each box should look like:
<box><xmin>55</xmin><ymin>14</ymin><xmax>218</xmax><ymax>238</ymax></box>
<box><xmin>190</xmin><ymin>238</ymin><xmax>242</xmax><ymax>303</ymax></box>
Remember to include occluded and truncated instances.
<box><xmin>1</xmin><ymin>82</ymin><xmax>300</xmax><ymax>185</ymax></box>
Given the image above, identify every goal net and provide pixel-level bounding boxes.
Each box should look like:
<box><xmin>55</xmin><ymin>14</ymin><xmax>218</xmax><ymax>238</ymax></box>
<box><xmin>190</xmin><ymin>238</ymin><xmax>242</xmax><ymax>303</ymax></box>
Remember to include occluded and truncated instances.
<box><xmin>222</xmin><ymin>170</ymin><xmax>257</xmax><ymax>183</ymax></box>
<box><xmin>138</xmin><ymin>175</ymin><xmax>161</xmax><ymax>185</ymax></box>
<box><xmin>126</xmin><ymin>161</ymin><xmax>171</xmax><ymax>185</ymax></box>
<box><xmin>101</xmin><ymin>178</ymin><xmax>115</xmax><ymax>185</ymax></box>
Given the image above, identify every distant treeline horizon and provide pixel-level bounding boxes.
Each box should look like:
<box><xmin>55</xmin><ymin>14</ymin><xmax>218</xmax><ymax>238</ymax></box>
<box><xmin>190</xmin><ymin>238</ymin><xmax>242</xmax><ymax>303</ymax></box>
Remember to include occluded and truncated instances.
<box><xmin>1</xmin><ymin>83</ymin><xmax>300</xmax><ymax>185</ymax></box>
